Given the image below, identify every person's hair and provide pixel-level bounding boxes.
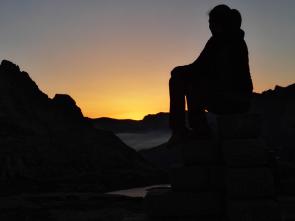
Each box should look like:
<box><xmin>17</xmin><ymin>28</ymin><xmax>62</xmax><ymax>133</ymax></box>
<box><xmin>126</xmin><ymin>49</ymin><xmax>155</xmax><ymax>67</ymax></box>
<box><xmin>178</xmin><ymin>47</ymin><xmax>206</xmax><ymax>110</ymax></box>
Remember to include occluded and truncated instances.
<box><xmin>209</xmin><ymin>4</ymin><xmax>232</xmax><ymax>28</ymax></box>
<box><xmin>231</xmin><ymin>9</ymin><xmax>242</xmax><ymax>29</ymax></box>
<box><xmin>209</xmin><ymin>5</ymin><xmax>242</xmax><ymax>31</ymax></box>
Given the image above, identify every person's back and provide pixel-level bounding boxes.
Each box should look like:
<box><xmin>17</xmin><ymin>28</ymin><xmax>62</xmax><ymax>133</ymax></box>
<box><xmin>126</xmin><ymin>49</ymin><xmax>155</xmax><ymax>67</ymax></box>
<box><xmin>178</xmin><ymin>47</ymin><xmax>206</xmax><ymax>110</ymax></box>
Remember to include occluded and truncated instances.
<box><xmin>213</xmin><ymin>9</ymin><xmax>252</xmax><ymax>95</ymax></box>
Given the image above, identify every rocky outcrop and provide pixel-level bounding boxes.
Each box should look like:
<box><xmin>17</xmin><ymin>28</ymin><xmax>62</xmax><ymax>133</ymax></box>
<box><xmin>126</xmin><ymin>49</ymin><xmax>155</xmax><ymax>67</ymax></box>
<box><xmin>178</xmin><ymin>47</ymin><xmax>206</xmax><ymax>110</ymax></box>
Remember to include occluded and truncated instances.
<box><xmin>0</xmin><ymin>60</ymin><xmax>161</xmax><ymax>193</ymax></box>
<box><xmin>250</xmin><ymin>84</ymin><xmax>295</xmax><ymax>161</ymax></box>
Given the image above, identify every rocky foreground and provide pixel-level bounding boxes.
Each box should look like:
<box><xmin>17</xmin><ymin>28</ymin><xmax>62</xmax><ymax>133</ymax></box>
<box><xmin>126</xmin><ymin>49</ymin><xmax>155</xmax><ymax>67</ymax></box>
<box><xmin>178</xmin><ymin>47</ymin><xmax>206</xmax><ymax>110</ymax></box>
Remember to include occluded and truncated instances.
<box><xmin>0</xmin><ymin>187</ymin><xmax>294</xmax><ymax>221</ymax></box>
<box><xmin>0</xmin><ymin>192</ymin><xmax>145</xmax><ymax>221</ymax></box>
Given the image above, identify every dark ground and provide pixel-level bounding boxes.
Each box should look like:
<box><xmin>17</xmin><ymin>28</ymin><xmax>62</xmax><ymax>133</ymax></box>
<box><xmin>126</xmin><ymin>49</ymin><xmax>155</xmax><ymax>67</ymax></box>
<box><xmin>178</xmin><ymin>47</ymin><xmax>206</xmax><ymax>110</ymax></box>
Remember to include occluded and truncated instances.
<box><xmin>0</xmin><ymin>192</ymin><xmax>146</xmax><ymax>221</ymax></box>
<box><xmin>2</xmin><ymin>191</ymin><xmax>295</xmax><ymax>221</ymax></box>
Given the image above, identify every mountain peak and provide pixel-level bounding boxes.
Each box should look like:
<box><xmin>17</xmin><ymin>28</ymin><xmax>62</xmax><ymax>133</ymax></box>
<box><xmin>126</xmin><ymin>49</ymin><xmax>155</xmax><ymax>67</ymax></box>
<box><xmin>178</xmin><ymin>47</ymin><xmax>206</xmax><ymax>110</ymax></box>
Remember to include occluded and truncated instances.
<box><xmin>1</xmin><ymin>60</ymin><xmax>20</xmax><ymax>72</ymax></box>
<box><xmin>0</xmin><ymin>60</ymin><xmax>48</xmax><ymax>103</ymax></box>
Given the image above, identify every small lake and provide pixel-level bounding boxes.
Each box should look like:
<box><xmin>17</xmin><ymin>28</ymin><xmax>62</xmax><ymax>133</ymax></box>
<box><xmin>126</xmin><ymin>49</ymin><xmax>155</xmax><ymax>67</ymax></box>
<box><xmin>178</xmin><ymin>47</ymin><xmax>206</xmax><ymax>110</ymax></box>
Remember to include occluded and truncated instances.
<box><xmin>107</xmin><ymin>184</ymin><xmax>171</xmax><ymax>197</ymax></box>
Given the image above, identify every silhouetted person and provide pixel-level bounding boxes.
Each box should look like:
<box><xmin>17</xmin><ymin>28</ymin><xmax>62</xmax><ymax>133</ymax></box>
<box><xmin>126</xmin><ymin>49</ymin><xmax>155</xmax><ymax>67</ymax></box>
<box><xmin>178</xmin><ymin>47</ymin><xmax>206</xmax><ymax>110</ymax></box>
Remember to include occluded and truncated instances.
<box><xmin>168</xmin><ymin>5</ymin><xmax>253</xmax><ymax>146</ymax></box>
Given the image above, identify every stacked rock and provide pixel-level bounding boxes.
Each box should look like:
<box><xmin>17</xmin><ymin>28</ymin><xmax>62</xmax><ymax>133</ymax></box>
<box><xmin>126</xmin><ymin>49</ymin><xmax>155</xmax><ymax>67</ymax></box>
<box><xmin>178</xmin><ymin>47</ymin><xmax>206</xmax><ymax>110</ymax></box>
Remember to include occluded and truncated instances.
<box><xmin>219</xmin><ymin>114</ymin><xmax>281</xmax><ymax>221</ymax></box>
<box><xmin>145</xmin><ymin>128</ymin><xmax>224</xmax><ymax>220</ymax></box>
<box><xmin>144</xmin><ymin>113</ymin><xmax>282</xmax><ymax>221</ymax></box>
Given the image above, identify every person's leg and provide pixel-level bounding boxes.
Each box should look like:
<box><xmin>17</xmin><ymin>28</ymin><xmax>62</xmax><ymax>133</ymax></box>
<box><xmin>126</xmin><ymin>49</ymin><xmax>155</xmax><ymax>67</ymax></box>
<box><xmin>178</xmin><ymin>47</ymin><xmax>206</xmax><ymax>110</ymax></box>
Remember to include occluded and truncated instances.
<box><xmin>169</xmin><ymin>72</ymin><xmax>191</xmax><ymax>132</ymax></box>
<box><xmin>185</xmin><ymin>74</ymin><xmax>214</xmax><ymax>138</ymax></box>
<box><xmin>167</xmin><ymin>72</ymin><xmax>191</xmax><ymax>147</ymax></box>
<box><xmin>187</xmin><ymin>87</ymin><xmax>212</xmax><ymax>138</ymax></box>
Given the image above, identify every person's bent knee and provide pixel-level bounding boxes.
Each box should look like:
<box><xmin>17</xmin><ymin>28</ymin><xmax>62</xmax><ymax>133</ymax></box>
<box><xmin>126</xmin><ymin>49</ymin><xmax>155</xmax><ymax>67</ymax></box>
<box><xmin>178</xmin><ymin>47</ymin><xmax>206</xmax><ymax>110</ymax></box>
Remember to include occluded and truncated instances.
<box><xmin>169</xmin><ymin>77</ymin><xmax>175</xmax><ymax>88</ymax></box>
<box><xmin>171</xmin><ymin>66</ymin><xmax>183</xmax><ymax>77</ymax></box>
<box><xmin>170</xmin><ymin>70</ymin><xmax>183</xmax><ymax>81</ymax></box>
<box><xmin>170</xmin><ymin>70</ymin><xmax>175</xmax><ymax>78</ymax></box>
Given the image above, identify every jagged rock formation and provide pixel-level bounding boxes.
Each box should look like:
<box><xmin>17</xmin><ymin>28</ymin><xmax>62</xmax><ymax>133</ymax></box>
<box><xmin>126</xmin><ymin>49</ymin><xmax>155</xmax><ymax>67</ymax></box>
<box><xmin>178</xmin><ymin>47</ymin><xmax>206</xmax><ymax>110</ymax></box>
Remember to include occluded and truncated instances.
<box><xmin>0</xmin><ymin>60</ymin><xmax>162</xmax><ymax>193</ymax></box>
<box><xmin>250</xmin><ymin>84</ymin><xmax>295</xmax><ymax>161</ymax></box>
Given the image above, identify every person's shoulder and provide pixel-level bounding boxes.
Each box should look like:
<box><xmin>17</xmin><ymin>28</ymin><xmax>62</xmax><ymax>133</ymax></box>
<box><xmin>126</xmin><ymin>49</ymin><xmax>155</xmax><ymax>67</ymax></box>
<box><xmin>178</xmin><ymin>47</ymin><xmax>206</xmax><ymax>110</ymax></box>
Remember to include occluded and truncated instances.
<box><xmin>204</xmin><ymin>36</ymin><xmax>218</xmax><ymax>49</ymax></box>
<box><xmin>206</xmin><ymin>36</ymin><xmax>216</xmax><ymax>44</ymax></box>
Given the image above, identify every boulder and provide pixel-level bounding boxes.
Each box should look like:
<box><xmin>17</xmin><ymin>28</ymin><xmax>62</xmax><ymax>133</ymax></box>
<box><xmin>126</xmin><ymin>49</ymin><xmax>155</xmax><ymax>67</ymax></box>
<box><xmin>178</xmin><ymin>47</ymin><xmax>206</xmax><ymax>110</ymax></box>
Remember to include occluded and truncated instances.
<box><xmin>217</xmin><ymin>114</ymin><xmax>262</xmax><ymax>139</ymax></box>
<box><xmin>222</xmin><ymin>139</ymin><xmax>268</xmax><ymax>167</ymax></box>
<box><xmin>226</xmin><ymin>168</ymin><xmax>275</xmax><ymax>199</ymax></box>
<box><xmin>182</xmin><ymin>140</ymin><xmax>220</xmax><ymax>166</ymax></box>
<box><xmin>227</xmin><ymin>200</ymin><xmax>281</xmax><ymax>221</ymax></box>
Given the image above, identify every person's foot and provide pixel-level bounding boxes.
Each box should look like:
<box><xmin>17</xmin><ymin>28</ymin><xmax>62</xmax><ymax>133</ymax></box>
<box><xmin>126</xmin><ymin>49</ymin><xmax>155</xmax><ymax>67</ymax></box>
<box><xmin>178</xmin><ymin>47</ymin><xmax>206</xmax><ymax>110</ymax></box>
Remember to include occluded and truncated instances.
<box><xmin>166</xmin><ymin>128</ymin><xmax>189</xmax><ymax>149</ymax></box>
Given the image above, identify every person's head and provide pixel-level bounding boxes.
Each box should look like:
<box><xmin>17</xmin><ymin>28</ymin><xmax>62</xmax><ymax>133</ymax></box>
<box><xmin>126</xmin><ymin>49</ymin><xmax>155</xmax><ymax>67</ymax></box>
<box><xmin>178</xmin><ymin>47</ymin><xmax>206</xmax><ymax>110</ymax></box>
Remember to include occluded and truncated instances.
<box><xmin>209</xmin><ymin>5</ymin><xmax>231</xmax><ymax>35</ymax></box>
<box><xmin>209</xmin><ymin>5</ymin><xmax>242</xmax><ymax>35</ymax></box>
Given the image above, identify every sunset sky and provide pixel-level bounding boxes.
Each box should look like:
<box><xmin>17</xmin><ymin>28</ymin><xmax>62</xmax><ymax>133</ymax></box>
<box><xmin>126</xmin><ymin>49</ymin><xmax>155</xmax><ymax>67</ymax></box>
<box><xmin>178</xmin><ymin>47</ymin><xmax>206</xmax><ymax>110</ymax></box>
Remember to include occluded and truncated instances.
<box><xmin>1</xmin><ymin>0</ymin><xmax>295</xmax><ymax>119</ymax></box>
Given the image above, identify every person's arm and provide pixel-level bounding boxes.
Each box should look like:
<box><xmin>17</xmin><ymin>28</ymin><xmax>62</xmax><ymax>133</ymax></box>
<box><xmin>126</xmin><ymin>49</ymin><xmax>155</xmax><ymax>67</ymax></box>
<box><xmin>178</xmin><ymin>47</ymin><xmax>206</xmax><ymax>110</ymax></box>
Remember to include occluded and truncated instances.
<box><xmin>171</xmin><ymin>37</ymin><xmax>214</xmax><ymax>77</ymax></box>
<box><xmin>188</xmin><ymin>37</ymin><xmax>214</xmax><ymax>69</ymax></box>
<box><xmin>170</xmin><ymin>65</ymin><xmax>191</xmax><ymax>77</ymax></box>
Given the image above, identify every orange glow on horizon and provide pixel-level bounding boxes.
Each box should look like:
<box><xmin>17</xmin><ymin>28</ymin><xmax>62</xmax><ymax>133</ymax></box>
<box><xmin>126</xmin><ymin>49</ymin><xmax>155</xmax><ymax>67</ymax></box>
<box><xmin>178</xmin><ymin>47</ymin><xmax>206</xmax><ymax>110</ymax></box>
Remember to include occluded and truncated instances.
<box><xmin>74</xmin><ymin>78</ymin><xmax>272</xmax><ymax>120</ymax></box>
<box><xmin>38</xmin><ymin>67</ymin><xmax>285</xmax><ymax>121</ymax></box>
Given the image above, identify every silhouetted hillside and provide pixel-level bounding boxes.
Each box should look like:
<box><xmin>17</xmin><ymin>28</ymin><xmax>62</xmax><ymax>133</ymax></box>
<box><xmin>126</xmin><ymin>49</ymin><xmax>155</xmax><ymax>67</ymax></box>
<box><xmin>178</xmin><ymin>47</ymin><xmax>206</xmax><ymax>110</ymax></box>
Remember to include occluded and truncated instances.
<box><xmin>0</xmin><ymin>60</ymin><xmax>165</xmax><ymax>194</ymax></box>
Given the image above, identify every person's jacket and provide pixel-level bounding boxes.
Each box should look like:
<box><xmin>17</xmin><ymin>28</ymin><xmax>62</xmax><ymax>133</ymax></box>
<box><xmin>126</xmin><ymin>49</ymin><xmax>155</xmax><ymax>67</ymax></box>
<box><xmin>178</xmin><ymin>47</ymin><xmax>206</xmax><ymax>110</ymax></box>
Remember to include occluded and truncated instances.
<box><xmin>186</xmin><ymin>29</ymin><xmax>253</xmax><ymax>94</ymax></box>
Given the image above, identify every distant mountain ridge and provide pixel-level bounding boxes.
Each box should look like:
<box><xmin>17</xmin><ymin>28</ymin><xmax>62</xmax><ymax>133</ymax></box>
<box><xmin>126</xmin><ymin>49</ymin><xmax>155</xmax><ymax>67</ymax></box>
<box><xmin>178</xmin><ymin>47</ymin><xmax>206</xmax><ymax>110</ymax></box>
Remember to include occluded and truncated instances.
<box><xmin>0</xmin><ymin>60</ymin><xmax>164</xmax><ymax>193</ymax></box>
<box><xmin>90</xmin><ymin>112</ymin><xmax>169</xmax><ymax>133</ymax></box>
<box><xmin>260</xmin><ymin>84</ymin><xmax>295</xmax><ymax>97</ymax></box>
